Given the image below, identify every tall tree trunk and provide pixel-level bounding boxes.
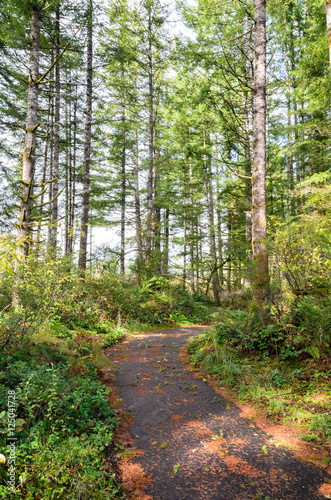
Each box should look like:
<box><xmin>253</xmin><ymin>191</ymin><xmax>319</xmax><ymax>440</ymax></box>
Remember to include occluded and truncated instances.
<box><xmin>294</xmin><ymin>102</ymin><xmax>300</xmax><ymax>184</ymax></box>
<box><xmin>244</xmin><ymin>18</ymin><xmax>253</xmax><ymax>262</ymax></box>
<box><xmin>198</xmin><ymin>219</ymin><xmax>204</xmax><ymax>286</ymax></box>
<box><xmin>288</xmin><ymin>11</ymin><xmax>296</xmax><ymax>217</ymax></box>
<box><xmin>252</xmin><ymin>0</ymin><xmax>269</xmax><ymax>316</ymax></box>
<box><xmin>68</xmin><ymin>85</ymin><xmax>77</xmax><ymax>256</ymax></box>
<box><xmin>214</xmin><ymin>137</ymin><xmax>223</xmax><ymax>286</ymax></box>
<box><xmin>47</xmin><ymin>79</ymin><xmax>54</xmax><ymax>245</ymax></box>
<box><xmin>326</xmin><ymin>0</ymin><xmax>331</xmax><ymax>66</ymax></box>
<box><xmin>286</xmin><ymin>50</ymin><xmax>293</xmax><ymax>222</ymax></box>
<box><xmin>13</xmin><ymin>5</ymin><xmax>41</xmax><ymax>308</ymax></box>
<box><xmin>182</xmin><ymin>161</ymin><xmax>187</xmax><ymax>289</ymax></box>
<box><xmin>146</xmin><ymin>7</ymin><xmax>154</xmax><ymax>261</ymax></box>
<box><xmin>65</xmin><ymin>74</ymin><xmax>72</xmax><ymax>256</ymax></box>
<box><xmin>196</xmin><ymin>221</ymin><xmax>200</xmax><ymax>292</ymax></box>
<box><xmin>203</xmin><ymin>127</ymin><xmax>220</xmax><ymax>304</ymax></box>
<box><xmin>78</xmin><ymin>0</ymin><xmax>93</xmax><ymax>274</ymax></box>
<box><xmin>189</xmin><ymin>157</ymin><xmax>195</xmax><ymax>291</ymax></box>
<box><xmin>17</xmin><ymin>6</ymin><xmax>41</xmax><ymax>261</ymax></box>
<box><xmin>65</xmin><ymin>74</ymin><xmax>70</xmax><ymax>256</ymax></box>
<box><xmin>120</xmin><ymin>87</ymin><xmax>126</xmax><ymax>275</ymax></box>
<box><xmin>163</xmin><ymin>208</ymin><xmax>169</xmax><ymax>277</ymax></box>
<box><xmin>154</xmin><ymin>117</ymin><xmax>161</xmax><ymax>275</ymax></box>
<box><xmin>36</xmin><ymin>78</ymin><xmax>52</xmax><ymax>252</ymax></box>
<box><xmin>50</xmin><ymin>3</ymin><xmax>61</xmax><ymax>252</ymax></box>
<box><xmin>134</xmin><ymin>129</ymin><xmax>143</xmax><ymax>273</ymax></box>
<box><xmin>227</xmin><ymin>210</ymin><xmax>232</xmax><ymax>293</ymax></box>
<box><xmin>286</xmin><ymin>34</ymin><xmax>296</xmax><ymax>219</ymax></box>
<box><xmin>244</xmin><ymin>96</ymin><xmax>252</xmax><ymax>253</ymax></box>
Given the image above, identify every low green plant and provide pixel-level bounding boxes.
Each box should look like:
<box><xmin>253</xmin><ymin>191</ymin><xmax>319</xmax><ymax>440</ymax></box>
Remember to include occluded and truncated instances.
<box><xmin>0</xmin><ymin>331</ymin><xmax>123</xmax><ymax>498</ymax></box>
<box><xmin>187</xmin><ymin>308</ymin><xmax>331</xmax><ymax>448</ymax></box>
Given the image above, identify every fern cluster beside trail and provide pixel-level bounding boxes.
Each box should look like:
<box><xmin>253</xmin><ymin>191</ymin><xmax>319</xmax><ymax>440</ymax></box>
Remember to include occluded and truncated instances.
<box><xmin>0</xmin><ymin>344</ymin><xmax>122</xmax><ymax>499</ymax></box>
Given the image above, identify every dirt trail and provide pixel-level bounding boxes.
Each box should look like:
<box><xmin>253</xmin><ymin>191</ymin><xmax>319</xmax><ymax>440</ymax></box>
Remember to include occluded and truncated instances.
<box><xmin>106</xmin><ymin>326</ymin><xmax>331</xmax><ymax>500</ymax></box>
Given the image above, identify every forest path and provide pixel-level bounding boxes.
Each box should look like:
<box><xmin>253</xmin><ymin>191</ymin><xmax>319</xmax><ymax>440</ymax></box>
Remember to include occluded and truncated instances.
<box><xmin>105</xmin><ymin>326</ymin><xmax>330</xmax><ymax>500</ymax></box>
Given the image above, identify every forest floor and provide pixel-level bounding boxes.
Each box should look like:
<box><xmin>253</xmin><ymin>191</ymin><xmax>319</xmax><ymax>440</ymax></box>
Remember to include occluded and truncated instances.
<box><xmin>102</xmin><ymin>326</ymin><xmax>331</xmax><ymax>500</ymax></box>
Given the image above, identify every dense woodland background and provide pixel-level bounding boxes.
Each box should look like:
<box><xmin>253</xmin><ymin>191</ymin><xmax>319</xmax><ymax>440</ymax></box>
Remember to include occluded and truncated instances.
<box><xmin>0</xmin><ymin>0</ymin><xmax>331</xmax><ymax>497</ymax></box>
<box><xmin>0</xmin><ymin>0</ymin><xmax>330</xmax><ymax>298</ymax></box>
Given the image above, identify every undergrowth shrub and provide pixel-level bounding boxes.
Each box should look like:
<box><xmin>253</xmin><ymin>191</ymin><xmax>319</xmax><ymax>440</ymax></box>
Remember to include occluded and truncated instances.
<box><xmin>269</xmin><ymin>173</ymin><xmax>331</xmax><ymax>357</ymax></box>
<box><xmin>0</xmin><ymin>339</ymin><xmax>122</xmax><ymax>499</ymax></box>
<box><xmin>83</xmin><ymin>273</ymin><xmax>211</xmax><ymax>326</ymax></box>
<box><xmin>289</xmin><ymin>296</ymin><xmax>331</xmax><ymax>358</ymax></box>
<box><xmin>0</xmin><ymin>237</ymin><xmax>215</xmax><ymax>345</ymax></box>
<box><xmin>187</xmin><ymin>308</ymin><xmax>331</xmax><ymax>448</ymax></box>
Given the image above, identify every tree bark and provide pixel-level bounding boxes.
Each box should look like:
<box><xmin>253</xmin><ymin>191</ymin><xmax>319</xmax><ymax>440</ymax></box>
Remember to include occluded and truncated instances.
<box><xmin>214</xmin><ymin>137</ymin><xmax>224</xmax><ymax>286</ymax></box>
<box><xmin>17</xmin><ymin>5</ymin><xmax>41</xmax><ymax>261</ymax></box>
<box><xmin>36</xmin><ymin>77</ymin><xmax>52</xmax><ymax>252</ymax></box>
<box><xmin>189</xmin><ymin>156</ymin><xmax>195</xmax><ymax>291</ymax></box>
<box><xmin>244</xmin><ymin>97</ymin><xmax>252</xmax><ymax>253</ymax></box>
<box><xmin>198</xmin><ymin>219</ymin><xmax>204</xmax><ymax>286</ymax></box>
<box><xmin>203</xmin><ymin>127</ymin><xmax>220</xmax><ymax>304</ymax></box>
<box><xmin>78</xmin><ymin>0</ymin><xmax>93</xmax><ymax>274</ymax></box>
<box><xmin>326</xmin><ymin>0</ymin><xmax>331</xmax><ymax>66</ymax></box>
<box><xmin>252</xmin><ymin>0</ymin><xmax>269</xmax><ymax>316</ymax></box>
<box><xmin>182</xmin><ymin>161</ymin><xmax>187</xmax><ymax>289</ymax></box>
<box><xmin>196</xmin><ymin>220</ymin><xmax>201</xmax><ymax>292</ymax></box>
<box><xmin>50</xmin><ymin>3</ymin><xmax>61</xmax><ymax>252</ymax></box>
<box><xmin>244</xmin><ymin>19</ymin><xmax>253</xmax><ymax>261</ymax></box>
<box><xmin>146</xmin><ymin>6</ymin><xmax>154</xmax><ymax>260</ymax></box>
<box><xmin>227</xmin><ymin>210</ymin><xmax>232</xmax><ymax>293</ymax></box>
<box><xmin>154</xmin><ymin>118</ymin><xmax>161</xmax><ymax>275</ymax></box>
<box><xmin>65</xmin><ymin>73</ymin><xmax>70</xmax><ymax>256</ymax></box>
<box><xmin>68</xmin><ymin>84</ymin><xmax>77</xmax><ymax>256</ymax></box>
<box><xmin>134</xmin><ymin>129</ymin><xmax>143</xmax><ymax>273</ymax></box>
<box><xmin>286</xmin><ymin>47</ymin><xmax>293</xmax><ymax>221</ymax></box>
<box><xmin>47</xmin><ymin>77</ymin><xmax>54</xmax><ymax>246</ymax></box>
<box><xmin>120</xmin><ymin>77</ymin><xmax>126</xmax><ymax>275</ymax></box>
<box><xmin>163</xmin><ymin>208</ymin><xmax>169</xmax><ymax>277</ymax></box>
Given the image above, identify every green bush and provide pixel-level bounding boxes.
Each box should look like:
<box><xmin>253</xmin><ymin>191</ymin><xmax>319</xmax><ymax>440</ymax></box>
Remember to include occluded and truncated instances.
<box><xmin>290</xmin><ymin>296</ymin><xmax>331</xmax><ymax>356</ymax></box>
<box><xmin>0</xmin><ymin>338</ymin><xmax>121</xmax><ymax>498</ymax></box>
<box><xmin>186</xmin><ymin>309</ymin><xmax>331</xmax><ymax>447</ymax></box>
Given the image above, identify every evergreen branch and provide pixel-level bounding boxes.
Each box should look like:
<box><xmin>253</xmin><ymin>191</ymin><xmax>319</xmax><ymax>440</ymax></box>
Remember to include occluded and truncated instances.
<box><xmin>42</xmin><ymin>0</ymin><xmax>57</xmax><ymax>11</ymax></box>
<box><xmin>35</xmin><ymin>177</ymin><xmax>57</xmax><ymax>187</ymax></box>
<box><xmin>30</xmin><ymin>187</ymin><xmax>47</xmax><ymax>199</ymax></box>
<box><xmin>26</xmin><ymin>123</ymin><xmax>40</xmax><ymax>133</ymax></box>
<box><xmin>33</xmin><ymin>186</ymin><xmax>64</xmax><ymax>209</ymax></box>
<box><xmin>36</xmin><ymin>22</ymin><xmax>86</xmax><ymax>85</ymax></box>
<box><xmin>30</xmin><ymin>214</ymin><xmax>48</xmax><ymax>221</ymax></box>
<box><xmin>44</xmin><ymin>213</ymin><xmax>67</xmax><ymax>226</ymax></box>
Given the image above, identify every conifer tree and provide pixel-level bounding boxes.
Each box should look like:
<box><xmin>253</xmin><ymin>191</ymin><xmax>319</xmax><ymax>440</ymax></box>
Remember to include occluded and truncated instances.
<box><xmin>78</xmin><ymin>0</ymin><xmax>93</xmax><ymax>274</ymax></box>
<box><xmin>251</xmin><ymin>0</ymin><xmax>269</xmax><ymax>316</ymax></box>
<box><xmin>17</xmin><ymin>2</ymin><xmax>42</xmax><ymax>261</ymax></box>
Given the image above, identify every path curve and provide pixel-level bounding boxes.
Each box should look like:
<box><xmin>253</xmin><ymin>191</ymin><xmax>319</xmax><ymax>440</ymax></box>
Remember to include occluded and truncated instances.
<box><xmin>107</xmin><ymin>326</ymin><xmax>330</xmax><ymax>500</ymax></box>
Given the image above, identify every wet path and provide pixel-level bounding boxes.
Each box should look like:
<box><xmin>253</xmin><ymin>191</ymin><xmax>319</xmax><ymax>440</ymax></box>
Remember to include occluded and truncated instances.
<box><xmin>107</xmin><ymin>326</ymin><xmax>330</xmax><ymax>499</ymax></box>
